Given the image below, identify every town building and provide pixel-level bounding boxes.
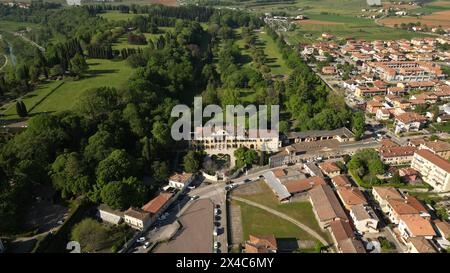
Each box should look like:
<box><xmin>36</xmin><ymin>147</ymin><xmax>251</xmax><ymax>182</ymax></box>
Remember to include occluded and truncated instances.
<box><xmin>168</xmin><ymin>172</ymin><xmax>194</xmax><ymax>190</ymax></box>
<box><xmin>244</xmin><ymin>235</ymin><xmax>278</xmax><ymax>253</ymax></box>
<box><xmin>286</xmin><ymin>127</ymin><xmax>355</xmax><ymax>143</ymax></box>
<box><xmin>385</xmin><ymin>196</ymin><xmax>430</xmax><ymax>225</ymax></box>
<box><xmin>394</xmin><ymin>112</ymin><xmax>427</xmax><ymax>134</ymax></box>
<box><xmin>318</xmin><ymin>162</ymin><xmax>341</xmax><ymax>178</ymax></box>
<box><xmin>411</xmin><ymin>149</ymin><xmax>450</xmax><ymax>192</ymax></box>
<box><xmin>192</xmin><ymin>125</ymin><xmax>280</xmax><ymax>152</ymax></box>
<box><xmin>336</xmin><ymin>187</ymin><xmax>368</xmax><ymax>211</ymax></box>
<box><xmin>349</xmin><ymin>204</ymin><xmax>379</xmax><ymax>234</ymax></box>
<box><xmin>379</xmin><ymin>146</ymin><xmax>417</xmax><ymax>165</ymax></box>
<box><xmin>329</xmin><ymin>219</ymin><xmax>366</xmax><ymax>253</ymax></box>
<box><xmin>398</xmin><ymin>214</ymin><xmax>436</xmax><ymax>240</ymax></box>
<box><xmin>407</xmin><ymin>237</ymin><xmax>438</xmax><ymax>253</ymax></box>
<box><xmin>283</xmin><ymin>176</ymin><xmax>326</xmax><ymax>196</ymax></box>
<box><xmin>309</xmin><ymin>184</ymin><xmax>348</xmax><ymax>229</ymax></box>
<box><xmin>331</xmin><ymin>175</ymin><xmax>353</xmax><ymax>188</ymax></box>
<box><xmin>372</xmin><ymin>186</ymin><xmax>403</xmax><ymax>213</ymax></box>
<box><xmin>124</xmin><ymin>207</ymin><xmax>151</xmax><ymax>230</ymax></box>
<box><xmin>97</xmin><ymin>204</ymin><xmax>124</xmax><ymax>225</ymax></box>
<box><xmin>419</xmin><ymin>140</ymin><xmax>450</xmax><ymax>159</ymax></box>
<box><xmin>141</xmin><ymin>192</ymin><xmax>174</xmax><ymax>221</ymax></box>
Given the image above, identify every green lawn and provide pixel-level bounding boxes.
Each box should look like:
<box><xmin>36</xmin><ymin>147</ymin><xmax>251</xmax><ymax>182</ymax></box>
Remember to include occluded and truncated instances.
<box><xmin>256</xmin><ymin>30</ymin><xmax>292</xmax><ymax>76</ymax></box>
<box><xmin>0</xmin><ymin>20</ymin><xmax>40</xmax><ymax>32</ymax></box>
<box><xmin>1</xmin><ymin>58</ymin><xmax>134</xmax><ymax>119</ymax></box>
<box><xmin>99</xmin><ymin>11</ymin><xmax>144</xmax><ymax>21</ymax></box>
<box><xmin>234</xmin><ymin>180</ymin><xmax>329</xmax><ymax>242</ymax></box>
<box><xmin>234</xmin><ymin>200</ymin><xmax>318</xmax><ymax>242</ymax></box>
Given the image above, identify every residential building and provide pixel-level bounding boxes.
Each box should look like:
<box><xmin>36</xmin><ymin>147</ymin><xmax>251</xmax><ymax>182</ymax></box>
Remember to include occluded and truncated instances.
<box><xmin>309</xmin><ymin>184</ymin><xmax>348</xmax><ymax>229</ymax></box>
<box><xmin>376</xmin><ymin>108</ymin><xmax>391</xmax><ymax>120</ymax></box>
<box><xmin>124</xmin><ymin>207</ymin><xmax>151</xmax><ymax>231</ymax></box>
<box><xmin>97</xmin><ymin>204</ymin><xmax>124</xmax><ymax>225</ymax></box>
<box><xmin>434</xmin><ymin>220</ymin><xmax>450</xmax><ymax>249</ymax></box>
<box><xmin>398</xmin><ymin>214</ymin><xmax>436</xmax><ymax>240</ymax></box>
<box><xmin>331</xmin><ymin>175</ymin><xmax>353</xmax><ymax>188</ymax></box>
<box><xmin>419</xmin><ymin>140</ymin><xmax>450</xmax><ymax>159</ymax></box>
<box><xmin>245</xmin><ymin>235</ymin><xmax>278</xmax><ymax>253</ymax></box>
<box><xmin>411</xmin><ymin>149</ymin><xmax>450</xmax><ymax>192</ymax></box>
<box><xmin>168</xmin><ymin>172</ymin><xmax>194</xmax><ymax>190</ymax></box>
<box><xmin>394</xmin><ymin>112</ymin><xmax>427</xmax><ymax>134</ymax></box>
<box><xmin>329</xmin><ymin>219</ymin><xmax>366</xmax><ymax>253</ymax></box>
<box><xmin>141</xmin><ymin>192</ymin><xmax>174</xmax><ymax>220</ymax></box>
<box><xmin>407</xmin><ymin>237</ymin><xmax>438</xmax><ymax>253</ymax></box>
<box><xmin>398</xmin><ymin>167</ymin><xmax>419</xmax><ymax>183</ymax></box>
<box><xmin>336</xmin><ymin>187</ymin><xmax>368</xmax><ymax>210</ymax></box>
<box><xmin>322</xmin><ymin>66</ymin><xmax>336</xmax><ymax>75</ymax></box>
<box><xmin>379</xmin><ymin>146</ymin><xmax>417</xmax><ymax>165</ymax></box>
<box><xmin>318</xmin><ymin>162</ymin><xmax>341</xmax><ymax>178</ymax></box>
<box><xmin>372</xmin><ymin>186</ymin><xmax>403</xmax><ymax>213</ymax></box>
<box><xmin>386</xmin><ymin>196</ymin><xmax>430</xmax><ymax>224</ymax></box>
<box><xmin>350</xmin><ymin>204</ymin><xmax>379</xmax><ymax>234</ymax></box>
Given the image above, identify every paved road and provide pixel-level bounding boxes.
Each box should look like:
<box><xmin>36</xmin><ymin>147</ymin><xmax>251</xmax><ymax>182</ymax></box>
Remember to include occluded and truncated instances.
<box><xmin>232</xmin><ymin>196</ymin><xmax>329</xmax><ymax>247</ymax></box>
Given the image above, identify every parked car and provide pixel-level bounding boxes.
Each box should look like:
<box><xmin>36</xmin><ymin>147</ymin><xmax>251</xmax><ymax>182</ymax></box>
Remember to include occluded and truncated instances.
<box><xmin>143</xmin><ymin>242</ymin><xmax>151</xmax><ymax>249</ymax></box>
<box><xmin>214</xmin><ymin>208</ymin><xmax>221</xmax><ymax>215</ymax></box>
<box><xmin>214</xmin><ymin>241</ymin><xmax>220</xmax><ymax>249</ymax></box>
<box><xmin>243</xmin><ymin>179</ymin><xmax>252</xmax><ymax>183</ymax></box>
<box><xmin>136</xmin><ymin>237</ymin><xmax>146</xmax><ymax>243</ymax></box>
<box><xmin>215</xmin><ymin>204</ymin><xmax>220</xmax><ymax>209</ymax></box>
<box><xmin>190</xmin><ymin>195</ymin><xmax>199</xmax><ymax>201</ymax></box>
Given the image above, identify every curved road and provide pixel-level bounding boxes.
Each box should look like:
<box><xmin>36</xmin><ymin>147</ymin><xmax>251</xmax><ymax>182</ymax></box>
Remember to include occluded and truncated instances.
<box><xmin>232</xmin><ymin>196</ymin><xmax>329</xmax><ymax>247</ymax></box>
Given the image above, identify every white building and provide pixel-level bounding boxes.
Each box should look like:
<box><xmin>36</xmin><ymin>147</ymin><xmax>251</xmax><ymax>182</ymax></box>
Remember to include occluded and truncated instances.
<box><xmin>349</xmin><ymin>204</ymin><xmax>379</xmax><ymax>234</ymax></box>
<box><xmin>168</xmin><ymin>172</ymin><xmax>194</xmax><ymax>190</ymax></box>
<box><xmin>124</xmin><ymin>207</ymin><xmax>151</xmax><ymax>231</ymax></box>
<box><xmin>97</xmin><ymin>204</ymin><xmax>124</xmax><ymax>225</ymax></box>
<box><xmin>411</xmin><ymin>149</ymin><xmax>450</xmax><ymax>192</ymax></box>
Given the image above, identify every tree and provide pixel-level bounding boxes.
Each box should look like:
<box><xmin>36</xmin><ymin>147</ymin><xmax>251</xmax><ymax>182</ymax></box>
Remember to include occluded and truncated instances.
<box><xmin>50</xmin><ymin>152</ymin><xmax>91</xmax><ymax>198</ymax></box>
<box><xmin>100</xmin><ymin>177</ymin><xmax>147</xmax><ymax>210</ymax></box>
<box><xmin>15</xmin><ymin>101</ymin><xmax>28</xmax><ymax>117</ymax></box>
<box><xmin>50</xmin><ymin>64</ymin><xmax>64</xmax><ymax>77</ymax></box>
<box><xmin>71</xmin><ymin>218</ymin><xmax>110</xmax><ymax>252</ymax></box>
<box><xmin>151</xmin><ymin>161</ymin><xmax>168</xmax><ymax>183</ymax></box>
<box><xmin>96</xmin><ymin>150</ymin><xmax>134</xmax><ymax>187</ymax></box>
<box><xmin>352</xmin><ymin>112</ymin><xmax>365</xmax><ymax>140</ymax></box>
<box><xmin>69</xmin><ymin>53</ymin><xmax>88</xmax><ymax>78</ymax></box>
<box><xmin>279</xmin><ymin>120</ymin><xmax>289</xmax><ymax>135</ymax></box>
<box><xmin>183</xmin><ymin>151</ymin><xmax>202</xmax><ymax>173</ymax></box>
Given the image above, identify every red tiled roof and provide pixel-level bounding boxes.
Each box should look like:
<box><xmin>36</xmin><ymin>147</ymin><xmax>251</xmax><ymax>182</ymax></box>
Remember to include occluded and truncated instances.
<box><xmin>142</xmin><ymin>192</ymin><xmax>173</xmax><ymax>215</ymax></box>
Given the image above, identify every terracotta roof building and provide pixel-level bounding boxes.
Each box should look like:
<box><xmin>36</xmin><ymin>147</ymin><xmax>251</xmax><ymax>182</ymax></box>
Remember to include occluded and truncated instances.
<box><xmin>331</xmin><ymin>175</ymin><xmax>353</xmax><ymax>188</ymax></box>
<box><xmin>318</xmin><ymin>162</ymin><xmax>341</xmax><ymax>178</ymax></box>
<box><xmin>283</xmin><ymin>176</ymin><xmax>326</xmax><ymax>195</ymax></box>
<box><xmin>336</xmin><ymin>187</ymin><xmax>368</xmax><ymax>210</ymax></box>
<box><xmin>245</xmin><ymin>235</ymin><xmax>278</xmax><ymax>253</ymax></box>
<box><xmin>309</xmin><ymin>184</ymin><xmax>348</xmax><ymax>229</ymax></box>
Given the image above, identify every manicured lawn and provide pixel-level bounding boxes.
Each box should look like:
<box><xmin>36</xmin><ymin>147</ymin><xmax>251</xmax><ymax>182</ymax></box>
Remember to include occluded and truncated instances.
<box><xmin>1</xmin><ymin>58</ymin><xmax>134</xmax><ymax>119</ymax></box>
<box><xmin>256</xmin><ymin>30</ymin><xmax>292</xmax><ymax>76</ymax></box>
<box><xmin>32</xmin><ymin>59</ymin><xmax>133</xmax><ymax>114</ymax></box>
<box><xmin>234</xmin><ymin>181</ymin><xmax>329</xmax><ymax>241</ymax></box>
<box><xmin>234</xmin><ymin>200</ymin><xmax>318</xmax><ymax>242</ymax></box>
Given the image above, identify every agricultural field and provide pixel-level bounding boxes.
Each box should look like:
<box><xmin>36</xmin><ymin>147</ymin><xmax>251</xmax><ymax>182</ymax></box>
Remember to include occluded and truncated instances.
<box><xmin>379</xmin><ymin>10</ymin><xmax>450</xmax><ymax>28</ymax></box>
<box><xmin>2</xmin><ymin>58</ymin><xmax>134</xmax><ymax>119</ymax></box>
<box><xmin>285</xmin><ymin>13</ymin><xmax>432</xmax><ymax>44</ymax></box>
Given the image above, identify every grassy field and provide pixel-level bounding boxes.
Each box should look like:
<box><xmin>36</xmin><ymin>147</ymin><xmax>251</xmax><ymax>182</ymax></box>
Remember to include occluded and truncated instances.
<box><xmin>1</xmin><ymin>58</ymin><xmax>134</xmax><ymax>119</ymax></box>
<box><xmin>99</xmin><ymin>11</ymin><xmax>144</xmax><ymax>21</ymax></box>
<box><xmin>234</xmin><ymin>200</ymin><xmax>318</xmax><ymax>243</ymax></box>
<box><xmin>256</xmin><ymin>30</ymin><xmax>292</xmax><ymax>76</ymax></box>
<box><xmin>285</xmin><ymin>13</ymin><xmax>432</xmax><ymax>44</ymax></box>
<box><xmin>0</xmin><ymin>20</ymin><xmax>40</xmax><ymax>32</ymax></box>
<box><xmin>233</xmin><ymin>180</ymin><xmax>329</xmax><ymax>242</ymax></box>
